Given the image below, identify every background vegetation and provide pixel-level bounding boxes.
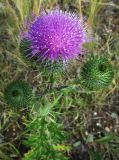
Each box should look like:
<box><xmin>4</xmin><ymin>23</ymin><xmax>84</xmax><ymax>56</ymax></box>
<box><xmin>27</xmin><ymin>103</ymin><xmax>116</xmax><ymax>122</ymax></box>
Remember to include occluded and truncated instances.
<box><xmin>0</xmin><ymin>0</ymin><xmax>119</xmax><ymax>160</ymax></box>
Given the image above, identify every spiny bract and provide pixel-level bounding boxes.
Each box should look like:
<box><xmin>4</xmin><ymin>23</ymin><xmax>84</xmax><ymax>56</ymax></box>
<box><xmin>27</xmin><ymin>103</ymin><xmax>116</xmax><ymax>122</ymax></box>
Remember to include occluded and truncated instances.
<box><xmin>21</xmin><ymin>9</ymin><xmax>90</xmax><ymax>63</ymax></box>
<box><xmin>19</xmin><ymin>39</ymin><xmax>66</xmax><ymax>73</ymax></box>
<box><xmin>19</xmin><ymin>39</ymin><xmax>38</xmax><ymax>64</ymax></box>
<box><xmin>4</xmin><ymin>80</ymin><xmax>32</xmax><ymax>107</ymax></box>
<box><xmin>81</xmin><ymin>56</ymin><xmax>114</xmax><ymax>90</ymax></box>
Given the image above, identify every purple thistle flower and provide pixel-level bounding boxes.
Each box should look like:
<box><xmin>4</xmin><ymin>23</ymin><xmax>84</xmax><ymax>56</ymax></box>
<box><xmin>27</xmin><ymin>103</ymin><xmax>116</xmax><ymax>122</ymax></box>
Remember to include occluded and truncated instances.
<box><xmin>22</xmin><ymin>9</ymin><xmax>91</xmax><ymax>62</ymax></box>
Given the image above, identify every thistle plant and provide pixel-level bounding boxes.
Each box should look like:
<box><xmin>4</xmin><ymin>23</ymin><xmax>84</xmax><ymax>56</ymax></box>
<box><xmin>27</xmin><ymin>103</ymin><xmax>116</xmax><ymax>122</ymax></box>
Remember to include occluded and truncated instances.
<box><xmin>4</xmin><ymin>80</ymin><xmax>32</xmax><ymax>108</ymax></box>
<box><xmin>80</xmin><ymin>56</ymin><xmax>114</xmax><ymax>90</ymax></box>
<box><xmin>20</xmin><ymin>9</ymin><xmax>91</xmax><ymax>73</ymax></box>
<box><xmin>23</xmin><ymin>96</ymin><xmax>69</xmax><ymax>160</ymax></box>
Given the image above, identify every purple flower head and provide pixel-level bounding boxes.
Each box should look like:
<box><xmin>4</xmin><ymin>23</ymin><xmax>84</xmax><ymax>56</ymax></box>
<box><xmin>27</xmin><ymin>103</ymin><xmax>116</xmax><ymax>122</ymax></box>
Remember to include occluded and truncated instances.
<box><xmin>22</xmin><ymin>9</ymin><xmax>91</xmax><ymax>62</ymax></box>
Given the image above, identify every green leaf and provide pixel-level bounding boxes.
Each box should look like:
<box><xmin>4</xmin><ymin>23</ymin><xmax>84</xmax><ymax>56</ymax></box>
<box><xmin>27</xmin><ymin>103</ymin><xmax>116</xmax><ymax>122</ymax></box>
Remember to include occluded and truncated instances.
<box><xmin>39</xmin><ymin>94</ymin><xmax>63</xmax><ymax>116</ymax></box>
<box><xmin>95</xmin><ymin>134</ymin><xmax>114</xmax><ymax>143</ymax></box>
<box><xmin>86</xmin><ymin>134</ymin><xmax>94</xmax><ymax>143</ymax></box>
<box><xmin>73</xmin><ymin>141</ymin><xmax>81</xmax><ymax>147</ymax></box>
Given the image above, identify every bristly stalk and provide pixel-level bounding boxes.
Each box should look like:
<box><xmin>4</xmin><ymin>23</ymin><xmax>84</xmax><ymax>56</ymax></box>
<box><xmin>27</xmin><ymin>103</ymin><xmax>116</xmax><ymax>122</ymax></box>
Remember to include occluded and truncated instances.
<box><xmin>23</xmin><ymin>96</ymin><xmax>69</xmax><ymax>160</ymax></box>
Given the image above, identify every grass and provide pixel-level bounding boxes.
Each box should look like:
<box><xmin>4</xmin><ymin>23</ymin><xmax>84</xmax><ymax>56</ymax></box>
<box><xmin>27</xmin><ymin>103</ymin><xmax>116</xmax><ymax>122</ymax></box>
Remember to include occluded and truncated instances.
<box><xmin>0</xmin><ymin>0</ymin><xmax>119</xmax><ymax>160</ymax></box>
